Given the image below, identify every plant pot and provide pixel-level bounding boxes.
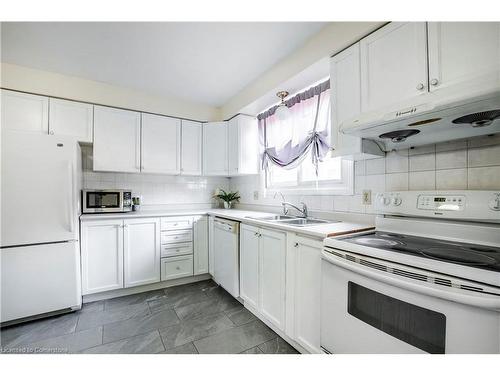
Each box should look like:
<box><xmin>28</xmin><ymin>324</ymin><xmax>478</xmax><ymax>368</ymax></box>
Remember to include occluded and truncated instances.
<box><xmin>223</xmin><ymin>201</ymin><xmax>232</xmax><ymax>209</ymax></box>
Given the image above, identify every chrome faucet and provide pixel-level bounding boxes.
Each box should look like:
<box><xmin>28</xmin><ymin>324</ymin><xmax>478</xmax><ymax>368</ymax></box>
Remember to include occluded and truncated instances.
<box><xmin>282</xmin><ymin>201</ymin><xmax>308</xmax><ymax>218</ymax></box>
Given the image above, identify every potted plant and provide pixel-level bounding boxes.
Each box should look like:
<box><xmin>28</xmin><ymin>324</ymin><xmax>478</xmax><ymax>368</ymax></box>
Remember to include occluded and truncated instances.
<box><xmin>213</xmin><ymin>189</ymin><xmax>240</xmax><ymax>209</ymax></box>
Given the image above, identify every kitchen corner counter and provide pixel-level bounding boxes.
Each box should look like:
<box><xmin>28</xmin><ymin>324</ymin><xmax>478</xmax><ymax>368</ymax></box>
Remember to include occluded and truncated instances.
<box><xmin>80</xmin><ymin>208</ymin><xmax>374</xmax><ymax>239</ymax></box>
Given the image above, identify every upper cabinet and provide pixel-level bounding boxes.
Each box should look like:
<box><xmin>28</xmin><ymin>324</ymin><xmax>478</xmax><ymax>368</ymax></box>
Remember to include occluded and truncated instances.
<box><xmin>360</xmin><ymin>22</ymin><xmax>428</xmax><ymax>112</ymax></box>
<box><xmin>48</xmin><ymin>98</ymin><xmax>93</xmax><ymax>143</ymax></box>
<box><xmin>427</xmin><ymin>22</ymin><xmax>500</xmax><ymax>94</ymax></box>
<box><xmin>93</xmin><ymin>106</ymin><xmax>141</xmax><ymax>173</ymax></box>
<box><xmin>228</xmin><ymin>114</ymin><xmax>259</xmax><ymax>176</ymax></box>
<box><xmin>141</xmin><ymin>113</ymin><xmax>181</xmax><ymax>175</ymax></box>
<box><xmin>1</xmin><ymin>90</ymin><xmax>49</xmax><ymax>134</ymax></box>
<box><xmin>203</xmin><ymin>121</ymin><xmax>228</xmax><ymax>176</ymax></box>
<box><xmin>181</xmin><ymin>120</ymin><xmax>203</xmax><ymax>176</ymax></box>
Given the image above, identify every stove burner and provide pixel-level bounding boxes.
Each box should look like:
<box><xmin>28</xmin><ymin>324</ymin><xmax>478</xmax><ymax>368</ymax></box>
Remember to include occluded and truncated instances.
<box><xmin>418</xmin><ymin>247</ymin><xmax>498</xmax><ymax>266</ymax></box>
<box><xmin>353</xmin><ymin>237</ymin><xmax>404</xmax><ymax>248</ymax></box>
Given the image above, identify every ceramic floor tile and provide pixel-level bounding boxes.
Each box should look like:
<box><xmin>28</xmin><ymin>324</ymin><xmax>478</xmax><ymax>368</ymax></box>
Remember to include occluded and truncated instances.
<box><xmin>13</xmin><ymin>327</ymin><xmax>104</xmax><ymax>354</ymax></box>
<box><xmin>174</xmin><ymin>293</ymin><xmax>241</xmax><ymax>321</ymax></box>
<box><xmin>239</xmin><ymin>346</ymin><xmax>264</xmax><ymax>354</ymax></box>
<box><xmin>76</xmin><ymin>301</ymin><xmax>105</xmax><ymax>315</ymax></box>
<box><xmin>258</xmin><ymin>337</ymin><xmax>299</xmax><ymax>354</ymax></box>
<box><xmin>104</xmin><ymin>289</ymin><xmax>166</xmax><ymax>311</ymax></box>
<box><xmin>81</xmin><ymin>330</ymin><xmax>164</xmax><ymax>354</ymax></box>
<box><xmin>0</xmin><ymin>312</ymin><xmax>79</xmax><ymax>348</ymax></box>
<box><xmin>102</xmin><ymin>309</ymin><xmax>179</xmax><ymax>343</ymax></box>
<box><xmin>161</xmin><ymin>342</ymin><xmax>198</xmax><ymax>354</ymax></box>
<box><xmin>193</xmin><ymin>320</ymin><xmax>277</xmax><ymax>354</ymax></box>
<box><xmin>76</xmin><ymin>303</ymin><xmax>150</xmax><ymax>331</ymax></box>
<box><xmin>159</xmin><ymin>312</ymin><xmax>235</xmax><ymax>350</ymax></box>
<box><xmin>164</xmin><ymin>280</ymin><xmax>217</xmax><ymax>298</ymax></box>
<box><xmin>148</xmin><ymin>290</ymin><xmax>209</xmax><ymax>313</ymax></box>
<box><xmin>224</xmin><ymin>305</ymin><xmax>257</xmax><ymax>326</ymax></box>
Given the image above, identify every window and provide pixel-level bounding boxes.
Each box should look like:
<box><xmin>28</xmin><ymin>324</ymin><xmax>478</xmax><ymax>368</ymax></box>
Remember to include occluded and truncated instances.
<box><xmin>261</xmin><ymin>82</ymin><xmax>353</xmax><ymax>194</ymax></box>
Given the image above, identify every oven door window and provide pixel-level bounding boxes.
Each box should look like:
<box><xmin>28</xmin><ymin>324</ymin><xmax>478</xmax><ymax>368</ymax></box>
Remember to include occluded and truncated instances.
<box><xmin>348</xmin><ymin>282</ymin><xmax>446</xmax><ymax>354</ymax></box>
<box><xmin>86</xmin><ymin>192</ymin><xmax>120</xmax><ymax>208</ymax></box>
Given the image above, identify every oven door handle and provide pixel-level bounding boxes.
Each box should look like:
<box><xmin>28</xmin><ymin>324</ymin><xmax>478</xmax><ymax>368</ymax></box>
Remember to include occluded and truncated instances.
<box><xmin>322</xmin><ymin>252</ymin><xmax>500</xmax><ymax>311</ymax></box>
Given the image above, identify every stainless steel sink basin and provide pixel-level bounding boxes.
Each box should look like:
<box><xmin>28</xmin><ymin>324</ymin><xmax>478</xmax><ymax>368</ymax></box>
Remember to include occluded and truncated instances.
<box><xmin>246</xmin><ymin>215</ymin><xmax>335</xmax><ymax>226</ymax></box>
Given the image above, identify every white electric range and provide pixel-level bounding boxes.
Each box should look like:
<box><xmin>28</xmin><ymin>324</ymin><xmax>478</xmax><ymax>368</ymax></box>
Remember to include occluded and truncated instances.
<box><xmin>321</xmin><ymin>190</ymin><xmax>500</xmax><ymax>354</ymax></box>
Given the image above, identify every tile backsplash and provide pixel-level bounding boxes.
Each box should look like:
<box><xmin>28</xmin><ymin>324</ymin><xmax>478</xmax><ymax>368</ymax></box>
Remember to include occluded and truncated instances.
<box><xmin>81</xmin><ymin>146</ymin><xmax>229</xmax><ymax>209</ymax></box>
<box><xmin>230</xmin><ymin>134</ymin><xmax>500</xmax><ymax>215</ymax></box>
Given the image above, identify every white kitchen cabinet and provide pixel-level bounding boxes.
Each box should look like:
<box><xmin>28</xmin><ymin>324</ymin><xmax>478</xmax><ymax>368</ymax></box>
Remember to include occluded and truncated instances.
<box><xmin>360</xmin><ymin>22</ymin><xmax>428</xmax><ymax>112</ymax></box>
<box><xmin>181</xmin><ymin>120</ymin><xmax>203</xmax><ymax>176</ymax></box>
<box><xmin>228</xmin><ymin>114</ymin><xmax>259</xmax><ymax>176</ymax></box>
<box><xmin>1</xmin><ymin>90</ymin><xmax>49</xmax><ymax>134</ymax></box>
<box><xmin>48</xmin><ymin>98</ymin><xmax>93</xmax><ymax>142</ymax></box>
<box><xmin>208</xmin><ymin>215</ymin><xmax>215</xmax><ymax>276</ymax></box>
<box><xmin>427</xmin><ymin>22</ymin><xmax>500</xmax><ymax>94</ymax></box>
<box><xmin>287</xmin><ymin>235</ymin><xmax>322</xmax><ymax>353</ymax></box>
<box><xmin>81</xmin><ymin>220</ymin><xmax>124</xmax><ymax>295</ymax></box>
<box><xmin>93</xmin><ymin>105</ymin><xmax>141</xmax><ymax>173</ymax></box>
<box><xmin>123</xmin><ymin>217</ymin><xmax>161</xmax><ymax>288</ymax></box>
<box><xmin>239</xmin><ymin>224</ymin><xmax>286</xmax><ymax>331</ymax></box>
<box><xmin>203</xmin><ymin>121</ymin><xmax>228</xmax><ymax>176</ymax></box>
<box><xmin>239</xmin><ymin>224</ymin><xmax>260</xmax><ymax>311</ymax></box>
<box><xmin>161</xmin><ymin>255</ymin><xmax>194</xmax><ymax>281</ymax></box>
<box><xmin>193</xmin><ymin>216</ymin><xmax>209</xmax><ymax>275</ymax></box>
<box><xmin>259</xmin><ymin>227</ymin><xmax>286</xmax><ymax>330</ymax></box>
<box><xmin>141</xmin><ymin>113</ymin><xmax>181</xmax><ymax>174</ymax></box>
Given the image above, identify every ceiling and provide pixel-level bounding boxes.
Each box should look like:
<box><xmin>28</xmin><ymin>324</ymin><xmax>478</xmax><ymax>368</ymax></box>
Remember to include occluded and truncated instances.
<box><xmin>0</xmin><ymin>22</ymin><xmax>326</xmax><ymax>107</ymax></box>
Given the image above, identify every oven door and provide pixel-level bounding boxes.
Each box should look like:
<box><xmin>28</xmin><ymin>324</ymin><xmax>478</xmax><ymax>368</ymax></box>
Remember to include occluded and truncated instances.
<box><xmin>83</xmin><ymin>190</ymin><xmax>123</xmax><ymax>213</ymax></box>
<box><xmin>320</xmin><ymin>250</ymin><xmax>500</xmax><ymax>354</ymax></box>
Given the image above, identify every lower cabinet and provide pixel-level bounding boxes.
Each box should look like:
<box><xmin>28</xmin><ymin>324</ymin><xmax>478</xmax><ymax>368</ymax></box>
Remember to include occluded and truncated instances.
<box><xmin>286</xmin><ymin>234</ymin><xmax>322</xmax><ymax>353</ymax></box>
<box><xmin>161</xmin><ymin>255</ymin><xmax>194</xmax><ymax>281</ymax></box>
<box><xmin>208</xmin><ymin>215</ymin><xmax>215</xmax><ymax>276</ymax></box>
<box><xmin>123</xmin><ymin>218</ymin><xmax>161</xmax><ymax>288</ymax></box>
<box><xmin>239</xmin><ymin>224</ymin><xmax>286</xmax><ymax>331</ymax></box>
<box><xmin>81</xmin><ymin>219</ymin><xmax>124</xmax><ymax>295</ymax></box>
<box><xmin>81</xmin><ymin>217</ymin><xmax>161</xmax><ymax>295</ymax></box>
<box><xmin>193</xmin><ymin>216</ymin><xmax>209</xmax><ymax>275</ymax></box>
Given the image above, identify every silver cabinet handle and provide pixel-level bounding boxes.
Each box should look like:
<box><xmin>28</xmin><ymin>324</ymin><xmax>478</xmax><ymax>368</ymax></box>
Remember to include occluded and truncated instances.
<box><xmin>416</xmin><ymin>83</ymin><xmax>425</xmax><ymax>90</ymax></box>
<box><xmin>294</xmin><ymin>243</ymin><xmax>299</xmax><ymax>248</ymax></box>
<box><xmin>49</xmin><ymin>130</ymin><xmax>54</xmax><ymax>135</ymax></box>
<box><xmin>254</xmin><ymin>232</ymin><xmax>259</xmax><ymax>236</ymax></box>
<box><xmin>430</xmin><ymin>78</ymin><xmax>439</xmax><ymax>86</ymax></box>
<box><xmin>176</xmin><ymin>266</ymin><xmax>180</xmax><ymax>270</ymax></box>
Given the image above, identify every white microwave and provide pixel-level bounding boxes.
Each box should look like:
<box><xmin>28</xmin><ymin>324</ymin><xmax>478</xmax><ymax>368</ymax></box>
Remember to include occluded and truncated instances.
<box><xmin>82</xmin><ymin>189</ymin><xmax>132</xmax><ymax>213</ymax></box>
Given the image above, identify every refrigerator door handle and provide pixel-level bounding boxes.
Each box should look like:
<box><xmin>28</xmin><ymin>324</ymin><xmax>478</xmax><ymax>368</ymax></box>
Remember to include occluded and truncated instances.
<box><xmin>67</xmin><ymin>160</ymin><xmax>75</xmax><ymax>235</ymax></box>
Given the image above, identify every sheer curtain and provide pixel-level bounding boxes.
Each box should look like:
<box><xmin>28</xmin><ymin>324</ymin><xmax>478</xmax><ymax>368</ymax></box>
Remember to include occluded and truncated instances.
<box><xmin>258</xmin><ymin>80</ymin><xmax>331</xmax><ymax>176</ymax></box>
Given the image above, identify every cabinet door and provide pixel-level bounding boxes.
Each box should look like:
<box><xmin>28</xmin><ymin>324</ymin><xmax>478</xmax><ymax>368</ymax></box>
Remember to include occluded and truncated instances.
<box><xmin>48</xmin><ymin>98</ymin><xmax>93</xmax><ymax>142</ymax></box>
<box><xmin>208</xmin><ymin>216</ymin><xmax>215</xmax><ymax>276</ymax></box>
<box><xmin>93</xmin><ymin>106</ymin><xmax>141</xmax><ymax>173</ymax></box>
<box><xmin>203</xmin><ymin>122</ymin><xmax>228</xmax><ymax>176</ymax></box>
<box><xmin>292</xmin><ymin>236</ymin><xmax>322</xmax><ymax>353</ymax></box>
<box><xmin>360</xmin><ymin>22</ymin><xmax>428</xmax><ymax>112</ymax></box>
<box><xmin>81</xmin><ymin>220</ymin><xmax>124</xmax><ymax>295</ymax></box>
<box><xmin>228</xmin><ymin>115</ymin><xmax>259</xmax><ymax>176</ymax></box>
<box><xmin>239</xmin><ymin>224</ymin><xmax>260</xmax><ymax>311</ymax></box>
<box><xmin>181</xmin><ymin>120</ymin><xmax>203</xmax><ymax>176</ymax></box>
<box><xmin>1</xmin><ymin>90</ymin><xmax>48</xmax><ymax>133</ymax></box>
<box><xmin>123</xmin><ymin>217</ymin><xmax>160</xmax><ymax>287</ymax></box>
<box><xmin>259</xmin><ymin>227</ymin><xmax>286</xmax><ymax>330</ymax></box>
<box><xmin>330</xmin><ymin>43</ymin><xmax>364</xmax><ymax>157</ymax></box>
<box><xmin>428</xmin><ymin>22</ymin><xmax>500</xmax><ymax>93</ymax></box>
<box><xmin>193</xmin><ymin>216</ymin><xmax>209</xmax><ymax>275</ymax></box>
<box><xmin>141</xmin><ymin>113</ymin><xmax>180</xmax><ymax>174</ymax></box>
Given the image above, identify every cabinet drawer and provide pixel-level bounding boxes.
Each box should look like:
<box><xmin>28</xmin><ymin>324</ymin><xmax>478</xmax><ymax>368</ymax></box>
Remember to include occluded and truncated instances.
<box><xmin>161</xmin><ymin>243</ymin><xmax>193</xmax><ymax>258</ymax></box>
<box><xmin>161</xmin><ymin>255</ymin><xmax>193</xmax><ymax>281</ymax></box>
<box><xmin>161</xmin><ymin>216</ymin><xmax>193</xmax><ymax>231</ymax></box>
<box><xmin>161</xmin><ymin>230</ymin><xmax>192</xmax><ymax>244</ymax></box>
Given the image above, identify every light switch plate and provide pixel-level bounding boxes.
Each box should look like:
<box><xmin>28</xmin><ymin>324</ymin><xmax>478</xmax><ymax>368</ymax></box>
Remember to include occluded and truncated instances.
<box><xmin>362</xmin><ymin>190</ymin><xmax>372</xmax><ymax>205</ymax></box>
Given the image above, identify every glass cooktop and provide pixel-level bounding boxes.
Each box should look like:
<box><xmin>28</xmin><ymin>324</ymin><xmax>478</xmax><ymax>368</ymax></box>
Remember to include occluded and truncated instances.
<box><xmin>342</xmin><ymin>231</ymin><xmax>500</xmax><ymax>272</ymax></box>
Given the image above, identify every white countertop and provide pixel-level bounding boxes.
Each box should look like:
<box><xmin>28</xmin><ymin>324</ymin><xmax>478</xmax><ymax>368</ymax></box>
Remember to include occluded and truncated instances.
<box><xmin>80</xmin><ymin>208</ymin><xmax>374</xmax><ymax>239</ymax></box>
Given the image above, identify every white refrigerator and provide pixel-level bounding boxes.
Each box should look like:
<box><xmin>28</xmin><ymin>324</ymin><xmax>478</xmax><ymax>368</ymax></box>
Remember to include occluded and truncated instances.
<box><xmin>1</xmin><ymin>130</ymin><xmax>82</xmax><ymax>323</ymax></box>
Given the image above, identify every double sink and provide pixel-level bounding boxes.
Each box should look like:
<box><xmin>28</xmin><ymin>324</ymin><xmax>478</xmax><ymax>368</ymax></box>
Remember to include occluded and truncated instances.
<box><xmin>247</xmin><ymin>214</ymin><xmax>336</xmax><ymax>227</ymax></box>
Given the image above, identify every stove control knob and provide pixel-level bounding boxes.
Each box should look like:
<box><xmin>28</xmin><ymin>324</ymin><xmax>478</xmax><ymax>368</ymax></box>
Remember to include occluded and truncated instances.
<box><xmin>489</xmin><ymin>193</ymin><xmax>500</xmax><ymax>211</ymax></box>
<box><xmin>379</xmin><ymin>195</ymin><xmax>391</xmax><ymax>206</ymax></box>
<box><xmin>392</xmin><ymin>196</ymin><xmax>402</xmax><ymax>206</ymax></box>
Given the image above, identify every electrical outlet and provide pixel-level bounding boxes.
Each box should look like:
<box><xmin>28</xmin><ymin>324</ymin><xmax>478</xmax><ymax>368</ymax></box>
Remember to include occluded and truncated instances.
<box><xmin>253</xmin><ymin>191</ymin><xmax>259</xmax><ymax>200</ymax></box>
<box><xmin>362</xmin><ymin>190</ymin><xmax>372</xmax><ymax>205</ymax></box>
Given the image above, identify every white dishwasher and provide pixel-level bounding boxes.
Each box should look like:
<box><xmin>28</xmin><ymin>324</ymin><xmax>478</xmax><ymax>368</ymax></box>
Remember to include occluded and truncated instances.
<box><xmin>213</xmin><ymin>218</ymin><xmax>240</xmax><ymax>298</ymax></box>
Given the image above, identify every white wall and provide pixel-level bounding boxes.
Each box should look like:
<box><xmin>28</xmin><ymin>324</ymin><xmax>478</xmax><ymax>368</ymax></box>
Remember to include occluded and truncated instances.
<box><xmin>230</xmin><ymin>135</ymin><xmax>500</xmax><ymax>216</ymax></box>
<box><xmin>0</xmin><ymin>63</ymin><xmax>221</xmax><ymax>122</ymax></box>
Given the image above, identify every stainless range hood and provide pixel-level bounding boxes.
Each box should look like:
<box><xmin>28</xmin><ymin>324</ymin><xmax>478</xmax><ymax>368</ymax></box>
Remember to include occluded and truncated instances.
<box><xmin>341</xmin><ymin>89</ymin><xmax>500</xmax><ymax>151</ymax></box>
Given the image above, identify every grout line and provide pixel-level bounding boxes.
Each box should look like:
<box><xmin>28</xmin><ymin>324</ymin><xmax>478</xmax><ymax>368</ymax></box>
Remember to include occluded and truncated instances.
<box><xmin>157</xmin><ymin>329</ymin><xmax>167</xmax><ymax>352</ymax></box>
